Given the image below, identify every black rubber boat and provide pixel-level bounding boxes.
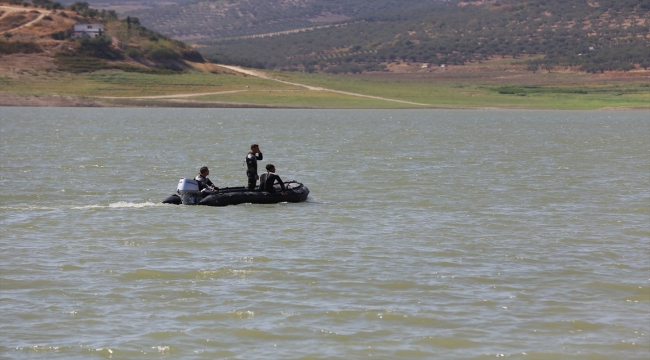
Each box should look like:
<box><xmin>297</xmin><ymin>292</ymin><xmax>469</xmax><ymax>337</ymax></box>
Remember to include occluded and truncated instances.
<box><xmin>162</xmin><ymin>179</ymin><xmax>309</xmax><ymax>207</ymax></box>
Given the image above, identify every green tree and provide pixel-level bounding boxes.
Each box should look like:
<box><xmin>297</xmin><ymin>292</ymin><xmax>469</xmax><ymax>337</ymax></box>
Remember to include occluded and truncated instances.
<box><xmin>79</xmin><ymin>36</ymin><xmax>121</xmax><ymax>60</ymax></box>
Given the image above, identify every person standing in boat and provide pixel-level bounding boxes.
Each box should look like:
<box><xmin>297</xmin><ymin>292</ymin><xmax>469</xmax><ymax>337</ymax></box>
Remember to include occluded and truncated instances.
<box><xmin>195</xmin><ymin>166</ymin><xmax>218</xmax><ymax>193</ymax></box>
<box><xmin>259</xmin><ymin>164</ymin><xmax>287</xmax><ymax>195</ymax></box>
<box><xmin>245</xmin><ymin>144</ymin><xmax>263</xmax><ymax>190</ymax></box>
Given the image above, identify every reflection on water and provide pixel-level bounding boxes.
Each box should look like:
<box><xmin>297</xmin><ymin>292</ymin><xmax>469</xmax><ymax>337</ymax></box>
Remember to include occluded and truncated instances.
<box><xmin>1</xmin><ymin>108</ymin><xmax>648</xmax><ymax>359</ymax></box>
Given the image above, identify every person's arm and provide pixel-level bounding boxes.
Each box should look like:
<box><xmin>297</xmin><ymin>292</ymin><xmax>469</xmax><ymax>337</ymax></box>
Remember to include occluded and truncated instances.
<box><xmin>256</xmin><ymin>152</ymin><xmax>263</xmax><ymax>161</ymax></box>
<box><xmin>275</xmin><ymin>174</ymin><xmax>287</xmax><ymax>194</ymax></box>
<box><xmin>206</xmin><ymin>178</ymin><xmax>219</xmax><ymax>192</ymax></box>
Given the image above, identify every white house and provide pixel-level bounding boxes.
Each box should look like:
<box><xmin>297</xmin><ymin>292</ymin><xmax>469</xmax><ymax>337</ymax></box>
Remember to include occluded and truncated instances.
<box><xmin>71</xmin><ymin>24</ymin><xmax>104</xmax><ymax>38</ymax></box>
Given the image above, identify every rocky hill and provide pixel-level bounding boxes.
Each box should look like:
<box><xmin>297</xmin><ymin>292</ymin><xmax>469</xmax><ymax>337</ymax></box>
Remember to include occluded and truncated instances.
<box><xmin>0</xmin><ymin>0</ymin><xmax>203</xmax><ymax>74</ymax></box>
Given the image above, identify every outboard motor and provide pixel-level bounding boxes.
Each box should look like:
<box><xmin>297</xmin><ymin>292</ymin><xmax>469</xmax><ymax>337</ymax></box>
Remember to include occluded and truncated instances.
<box><xmin>177</xmin><ymin>178</ymin><xmax>201</xmax><ymax>205</ymax></box>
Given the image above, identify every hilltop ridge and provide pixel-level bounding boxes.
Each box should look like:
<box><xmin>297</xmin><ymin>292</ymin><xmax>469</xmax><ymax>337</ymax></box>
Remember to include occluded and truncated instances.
<box><xmin>169</xmin><ymin>0</ymin><xmax>649</xmax><ymax>75</ymax></box>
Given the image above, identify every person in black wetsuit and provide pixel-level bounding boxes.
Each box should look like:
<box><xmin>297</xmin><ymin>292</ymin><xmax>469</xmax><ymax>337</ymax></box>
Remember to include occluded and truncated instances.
<box><xmin>245</xmin><ymin>144</ymin><xmax>263</xmax><ymax>190</ymax></box>
<box><xmin>195</xmin><ymin>166</ymin><xmax>219</xmax><ymax>193</ymax></box>
<box><xmin>259</xmin><ymin>164</ymin><xmax>287</xmax><ymax>195</ymax></box>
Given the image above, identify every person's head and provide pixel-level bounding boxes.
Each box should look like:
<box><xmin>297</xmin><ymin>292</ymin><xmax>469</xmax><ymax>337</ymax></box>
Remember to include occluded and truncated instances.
<box><xmin>199</xmin><ymin>166</ymin><xmax>209</xmax><ymax>176</ymax></box>
<box><xmin>265</xmin><ymin>164</ymin><xmax>275</xmax><ymax>172</ymax></box>
<box><xmin>250</xmin><ymin>143</ymin><xmax>260</xmax><ymax>152</ymax></box>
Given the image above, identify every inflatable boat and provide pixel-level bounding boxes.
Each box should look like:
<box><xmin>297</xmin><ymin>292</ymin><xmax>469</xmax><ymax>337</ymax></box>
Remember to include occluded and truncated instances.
<box><xmin>162</xmin><ymin>178</ymin><xmax>309</xmax><ymax>207</ymax></box>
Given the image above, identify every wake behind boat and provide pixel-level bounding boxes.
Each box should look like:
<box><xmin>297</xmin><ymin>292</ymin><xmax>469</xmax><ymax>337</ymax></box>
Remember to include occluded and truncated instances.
<box><xmin>162</xmin><ymin>178</ymin><xmax>309</xmax><ymax>207</ymax></box>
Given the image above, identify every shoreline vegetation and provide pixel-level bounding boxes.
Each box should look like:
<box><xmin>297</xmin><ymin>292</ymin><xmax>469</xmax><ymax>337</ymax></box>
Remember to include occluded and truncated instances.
<box><xmin>1</xmin><ymin>62</ymin><xmax>649</xmax><ymax>110</ymax></box>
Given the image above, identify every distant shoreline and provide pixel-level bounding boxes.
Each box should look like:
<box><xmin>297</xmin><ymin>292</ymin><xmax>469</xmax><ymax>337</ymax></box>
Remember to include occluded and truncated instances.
<box><xmin>1</xmin><ymin>94</ymin><xmax>648</xmax><ymax>110</ymax></box>
<box><xmin>0</xmin><ymin>93</ymin><xmax>299</xmax><ymax>109</ymax></box>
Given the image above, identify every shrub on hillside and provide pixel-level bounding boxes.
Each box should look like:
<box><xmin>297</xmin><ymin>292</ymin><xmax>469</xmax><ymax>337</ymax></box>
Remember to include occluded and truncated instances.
<box><xmin>125</xmin><ymin>47</ymin><xmax>144</xmax><ymax>59</ymax></box>
<box><xmin>67</xmin><ymin>1</ymin><xmax>89</xmax><ymax>12</ymax></box>
<box><xmin>181</xmin><ymin>49</ymin><xmax>204</xmax><ymax>63</ymax></box>
<box><xmin>31</xmin><ymin>0</ymin><xmax>62</xmax><ymax>9</ymax></box>
<box><xmin>324</xmin><ymin>64</ymin><xmax>362</xmax><ymax>74</ymax></box>
<box><xmin>54</xmin><ymin>52</ymin><xmax>182</xmax><ymax>74</ymax></box>
<box><xmin>54</xmin><ymin>52</ymin><xmax>109</xmax><ymax>73</ymax></box>
<box><xmin>78</xmin><ymin>36</ymin><xmax>122</xmax><ymax>60</ymax></box>
<box><xmin>0</xmin><ymin>40</ymin><xmax>43</xmax><ymax>54</ymax></box>
<box><xmin>363</xmin><ymin>62</ymin><xmax>387</xmax><ymax>72</ymax></box>
<box><xmin>141</xmin><ymin>39</ymin><xmax>181</xmax><ymax>61</ymax></box>
<box><xmin>51</xmin><ymin>31</ymin><xmax>65</xmax><ymax>40</ymax></box>
<box><xmin>148</xmin><ymin>44</ymin><xmax>180</xmax><ymax>61</ymax></box>
<box><xmin>641</xmin><ymin>60</ymin><xmax>650</xmax><ymax>70</ymax></box>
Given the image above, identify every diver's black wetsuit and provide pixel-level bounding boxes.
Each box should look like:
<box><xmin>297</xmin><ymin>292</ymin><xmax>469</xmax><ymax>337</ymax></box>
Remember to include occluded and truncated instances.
<box><xmin>259</xmin><ymin>172</ymin><xmax>286</xmax><ymax>193</ymax></box>
<box><xmin>245</xmin><ymin>151</ymin><xmax>263</xmax><ymax>190</ymax></box>
<box><xmin>194</xmin><ymin>174</ymin><xmax>217</xmax><ymax>191</ymax></box>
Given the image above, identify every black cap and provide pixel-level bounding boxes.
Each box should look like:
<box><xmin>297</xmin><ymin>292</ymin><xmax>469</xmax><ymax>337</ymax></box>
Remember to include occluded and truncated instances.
<box><xmin>265</xmin><ymin>164</ymin><xmax>275</xmax><ymax>171</ymax></box>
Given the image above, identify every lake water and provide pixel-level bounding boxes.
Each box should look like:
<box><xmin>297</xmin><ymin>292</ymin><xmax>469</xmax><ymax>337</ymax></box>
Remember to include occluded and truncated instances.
<box><xmin>1</xmin><ymin>108</ymin><xmax>648</xmax><ymax>359</ymax></box>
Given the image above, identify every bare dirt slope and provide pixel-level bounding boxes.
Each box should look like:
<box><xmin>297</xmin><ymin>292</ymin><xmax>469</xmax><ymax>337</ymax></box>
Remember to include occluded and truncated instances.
<box><xmin>0</xmin><ymin>4</ymin><xmax>78</xmax><ymax>38</ymax></box>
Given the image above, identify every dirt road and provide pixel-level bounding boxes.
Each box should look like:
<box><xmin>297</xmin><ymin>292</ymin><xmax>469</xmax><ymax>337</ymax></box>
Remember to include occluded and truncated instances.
<box><xmin>99</xmin><ymin>90</ymin><xmax>247</xmax><ymax>99</ymax></box>
<box><xmin>94</xmin><ymin>64</ymin><xmax>431</xmax><ymax>107</ymax></box>
<box><xmin>0</xmin><ymin>5</ymin><xmax>49</xmax><ymax>32</ymax></box>
<box><xmin>217</xmin><ymin>65</ymin><xmax>432</xmax><ymax>107</ymax></box>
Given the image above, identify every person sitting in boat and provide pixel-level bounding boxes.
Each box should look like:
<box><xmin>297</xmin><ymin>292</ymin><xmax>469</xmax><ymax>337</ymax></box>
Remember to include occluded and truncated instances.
<box><xmin>195</xmin><ymin>166</ymin><xmax>219</xmax><ymax>194</ymax></box>
<box><xmin>259</xmin><ymin>164</ymin><xmax>287</xmax><ymax>195</ymax></box>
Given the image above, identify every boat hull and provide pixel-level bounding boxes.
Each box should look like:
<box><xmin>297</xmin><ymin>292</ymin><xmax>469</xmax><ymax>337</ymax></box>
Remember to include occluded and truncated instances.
<box><xmin>162</xmin><ymin>182</ymin><xmax>309</xmax><ymax>207</ymax></box>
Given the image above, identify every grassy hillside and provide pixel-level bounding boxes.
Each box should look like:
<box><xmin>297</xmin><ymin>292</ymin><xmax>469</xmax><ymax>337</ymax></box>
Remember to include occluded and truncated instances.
<box><xmin>196</xmin><ymin>0</ymin><xmax>649</xmax><ymax>74</ymax></box>
<box><xmin>3</xmin><ymin>60</ymin><xmax>649</xmax><ymax>109</ymax></box>
<box><xmin>1</xmin><ymin>67</ymin><xmax>300</xmax><ymax>97</ymax></box>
